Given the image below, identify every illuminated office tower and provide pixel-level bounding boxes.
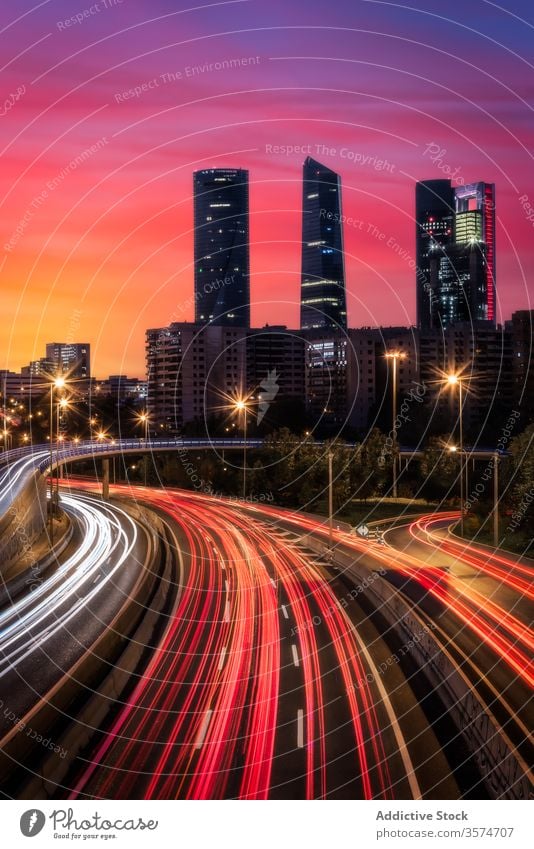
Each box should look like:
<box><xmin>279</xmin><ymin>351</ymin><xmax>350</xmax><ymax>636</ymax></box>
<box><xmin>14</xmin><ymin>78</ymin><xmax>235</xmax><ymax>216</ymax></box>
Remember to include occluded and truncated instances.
<box><xmin>300</xmin><ymin>157</ymin><xmax>347</xmax><ymax>330</ymax></box>
<box><xmin>193</xmin><ymin>168</ymin><xmax>250</xmax><ymax>327</ymax></box>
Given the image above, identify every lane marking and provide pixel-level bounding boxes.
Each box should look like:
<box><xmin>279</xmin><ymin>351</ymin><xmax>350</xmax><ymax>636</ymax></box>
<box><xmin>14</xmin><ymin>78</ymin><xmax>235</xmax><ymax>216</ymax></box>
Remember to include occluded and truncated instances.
<box><xmin>224</xmin><ymin>601</ymin><xmax>230</xmax><ymax>622</ymax></box>
<box><xmin>225</xmin><ymin>580</ymin><xmax>229</xmax><ymax>594</ymax></box>
<box><xmin>297</xmin><ymin>709</ymin><xmax>304</xmax><ymax>748</ymax></box>
<box><xmin>218</xmin><ymin>646</ymin><xmax>227</xmax><ymax>671</ymax></box>
<box><xmin>291</xmin><ymin>643</ymin><xmax>300</xmax><ymax>667</ymax></box>
<box><xmin>354</xmin><ymin>635</ymin><xmax>422</xmax><ymax>799</ymax></box>
<box><xmin>281</xmin><ymin>604</ymin><xmax>289</xmax><ymax>620</ymax></box>
<box><xmin>195</xmin><ymin>709</ymin><xmax>213</xmax><ymax>749</ymax></box>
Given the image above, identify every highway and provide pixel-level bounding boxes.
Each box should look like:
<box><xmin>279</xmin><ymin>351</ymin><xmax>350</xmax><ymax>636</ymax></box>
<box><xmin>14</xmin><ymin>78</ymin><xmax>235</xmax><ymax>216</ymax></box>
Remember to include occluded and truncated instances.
<box><xmin>0</xmin><ymin>490</ymin><xmax>154</xmax><ymax>796</ymax></box>
<box><xmin>66</xmin><ymin>481</ymin><xmax>458</xmax><ymax>801</ymax></box>
<box><xmin>1</xmin><ymin>462</ymin><xmax>531</xmax><ymax>800</ymax></box>
<box><xmin>229</xmin><ymin>501</ymin><xmax>534</xmax><ymax>797</ymax></box>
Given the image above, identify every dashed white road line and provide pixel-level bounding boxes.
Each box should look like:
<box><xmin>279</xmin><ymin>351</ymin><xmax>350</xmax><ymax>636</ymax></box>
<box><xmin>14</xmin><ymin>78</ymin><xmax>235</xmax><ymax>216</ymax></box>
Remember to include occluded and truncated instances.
<box><xmin>218</xmin><ymin>646</ymin><xmax>227</xmax><ymax>671</ymax></box>
<box><xmin>281</xmin><ymin>604</ymin><xmax>289</xmax><ymax>620</ymax></box>
<box><xmin>297</xmin><ymin>709</ymin><xmax>304</xmax><ymax>748</ymax></box>
<box><xmin>291</xmin><ymin>643</ymin><xmax>300</xmax><ymax>667</ymax></box>
<box><xmin>195</xmin><ymin>709</ymin><xmax>213</xmax><ymax>749</ymax></box>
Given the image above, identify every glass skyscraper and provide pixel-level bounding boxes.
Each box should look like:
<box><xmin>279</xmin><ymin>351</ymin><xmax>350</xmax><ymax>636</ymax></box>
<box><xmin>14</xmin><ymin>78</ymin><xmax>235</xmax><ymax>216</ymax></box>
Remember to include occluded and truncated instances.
<box><xmin>415</xmin><ymin>179</ymin><xmax>455</xmax><ymax>330</ymax></box>
<box><xmin>300</xmin><ymin>157</ymin><xmax>347</xmax><ymax>330</ymax></box>
<box><xmin>455</xmin><ymin>182</ymin><xmax>496</xmax><ymax>325</ymax></box>
<box><xmin>193</xmin><ymin>168</ymin><xmax>250</xmax><ymax>327</ymax></box>
<box><xmin>416</xmin><ymin>179</ymin><xmax>496</xmax><ymax>330</ymax></box>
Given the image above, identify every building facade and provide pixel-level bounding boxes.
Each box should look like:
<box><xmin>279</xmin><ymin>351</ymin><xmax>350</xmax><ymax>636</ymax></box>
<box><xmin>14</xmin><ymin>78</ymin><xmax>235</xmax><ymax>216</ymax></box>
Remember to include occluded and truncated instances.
<box><xmin>508</xmin><ymin>309</ymin><xmax>534</xmax><ymax>422</ymax></box>
<box><xmin>300</xmin><ymin>157</ymin><xmax>347</xmax><ymax>331</ymax></box>
<box><xmin>455</xmin><ymin>182</ymin><xmax>496</xmax><ymax>325</ymax></box>
<box><xmin>416</xmin><ymin>179</ymin><xmax>496</xmax><ymax>330</ymax></box>
<box><xmin>415</xmin><ymin>179</ymin><xmax>455</xmax><ymax>330</ymax></box>
<box><xmin>146</xmin><ymin>323</ymin><xmax>247</xmax><ymax>432</ymax></box>
<box><xmin>45</xmin><ymin>342</ymin><xmax>91</xmax><ymax>379</ymax></box>
<box><xmin>193</xmin><ymin>168</ymin><xmax>250</xmax><ymax>327</ymax></box>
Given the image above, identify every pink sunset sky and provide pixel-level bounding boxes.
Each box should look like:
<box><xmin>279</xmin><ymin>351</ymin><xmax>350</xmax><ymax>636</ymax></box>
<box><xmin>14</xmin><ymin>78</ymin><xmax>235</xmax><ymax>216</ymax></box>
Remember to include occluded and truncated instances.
<box><xmin>1</xmin><ymin>0</ymin><xmax>533</xmax><ymax>377</ymax></box>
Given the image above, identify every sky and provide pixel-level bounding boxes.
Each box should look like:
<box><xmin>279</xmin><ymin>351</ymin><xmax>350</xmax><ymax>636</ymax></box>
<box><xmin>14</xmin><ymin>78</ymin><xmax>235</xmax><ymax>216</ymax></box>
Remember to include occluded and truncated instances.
<box><xmin>1</xmin><ymin>0</ymin><xmax>533</xmax><ymax>377</ymax></box>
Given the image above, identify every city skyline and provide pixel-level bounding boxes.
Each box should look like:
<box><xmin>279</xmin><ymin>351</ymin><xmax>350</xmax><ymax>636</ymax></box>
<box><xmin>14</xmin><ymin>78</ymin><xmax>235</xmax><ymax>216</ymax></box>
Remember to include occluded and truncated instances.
<box><xmin>2</xmin><ymin>158</ymin><xmax>530</xmax><ymax>381</ymax></box>
<box><xmin>0</xmin><ymin>0</ymin><xmax>532</xmax><ymax>817</ymax></box>
<box><xmin>300</xmin><ymin>156</ymin><xmax>347</xmax><ymax>330</ymax></box>
<box><xmin>1</xmin><ymin>0</ymin><xmax>533</xmax><ymax>378</ymax></box>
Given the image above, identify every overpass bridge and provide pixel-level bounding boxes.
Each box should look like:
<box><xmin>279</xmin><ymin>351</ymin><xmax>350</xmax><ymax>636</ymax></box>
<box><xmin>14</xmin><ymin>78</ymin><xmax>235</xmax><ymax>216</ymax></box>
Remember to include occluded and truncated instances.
<box><xmin>0</xmin><ymin>437</ymin><xmax>506</xmax><ymax>561</ymax></box>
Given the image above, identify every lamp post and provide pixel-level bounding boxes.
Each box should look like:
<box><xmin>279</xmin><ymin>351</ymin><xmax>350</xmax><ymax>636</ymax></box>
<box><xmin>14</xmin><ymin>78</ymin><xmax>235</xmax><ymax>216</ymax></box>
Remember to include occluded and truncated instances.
<box><xmin>493</xmin><ymin>452</ymin><xmax>499</xmax><ymax>548</ymax></box>
<box><xmin>385</xmin><ymin>351</ymin><xmax>406</xmax><ymax>498</ymax></box>
<box><xmin>136</xmin><ymin>412</ymin><xmax>150</xmax><ymax>486</ymax></box>
<box><xmin>2</xmin><ymin>428</ymin><xmax>11</xmax><ymax>453</ymax></box>
<box><xmin>234</xmin><ymin>399</ymin><xmax>248</xmax><ymax>499</ymax></box>
<box><xmin>56</xmin><ymin>397</ymin><xmax>69</xmax><ymax>495</ymax></box>
<box><xmin>49</xmin><ymin>376</ymin><xmax>66</xmax><ymax>543</ymax></box>
<box><xmin>446</xmin><ymin>373</ymin><xmax>465</xmax><ymax>536</ymax></box>
<box><xmin>328</xmin><ymin>450</ymin><xmax>334</xmax><ymax>549</ymax></box>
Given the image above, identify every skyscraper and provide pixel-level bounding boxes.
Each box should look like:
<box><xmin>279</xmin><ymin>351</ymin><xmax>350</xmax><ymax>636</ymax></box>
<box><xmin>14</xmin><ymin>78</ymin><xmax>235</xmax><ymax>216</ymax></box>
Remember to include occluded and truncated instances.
<box><xmin>416</xmin><ymin>179</ymin><xmax>496</xmax><ymax>330</ymax></box>
<box><xmin>193</xmin><ymin>168</ymin><xmax>250</xmax><ymax>327</ymax></box>
<box><xmin>45</xmin><ymin>342</ymin><xmax>90</xmax><ymax>378</ymax></box>
<box><xmin>429</xmin><ymin>241</ymin><xmax>488</xmax><ymax>328</ymax></box>
<box><xmin>300</xmin><ymin>157</ymin><xmax>347</xmax><ymax>330</ymax></box>
<box><xmin>455</xmin><ymin>182</ymin><xmax>496</xmax><ymax>325</ymax></box>
<box><xmin>415</xmin><ymin>179</ymin><xmax>455</xmax><ymax>330</ymax></box>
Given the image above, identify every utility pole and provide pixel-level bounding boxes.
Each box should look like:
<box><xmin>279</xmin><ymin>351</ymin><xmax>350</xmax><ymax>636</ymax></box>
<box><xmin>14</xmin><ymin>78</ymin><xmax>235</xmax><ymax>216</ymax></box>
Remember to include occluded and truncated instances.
<box><xmin>328</xmin><ymin>450</ymin><xmax>333</xmax><ymax>549</ymax></box>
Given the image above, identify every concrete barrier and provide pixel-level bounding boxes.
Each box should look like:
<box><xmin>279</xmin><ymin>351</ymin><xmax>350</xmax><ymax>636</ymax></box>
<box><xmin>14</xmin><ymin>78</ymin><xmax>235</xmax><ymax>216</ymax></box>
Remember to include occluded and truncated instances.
<box><xmin>0</xmin><ymin>503</ymin><xmax>177</xmax><ymax>799</ymax></box>
<box><xmin>0</xmin><ymin>471</ymin><xmax>47</xmax><ymax>567</ymax></box>
<box><xmin>301</xmin><ymin>532</ymin><xmax>532</xmax><ymax>800</ymax></box>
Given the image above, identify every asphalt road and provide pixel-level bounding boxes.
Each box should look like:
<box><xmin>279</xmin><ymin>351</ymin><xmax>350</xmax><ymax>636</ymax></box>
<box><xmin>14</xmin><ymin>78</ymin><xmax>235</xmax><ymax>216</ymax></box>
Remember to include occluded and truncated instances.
<box><xmin>0</xmin><ymin>491</ymin><xmax>151</xmax><ymax>770</ymax></box>
<box><xmin>67</xmin><ymin>483</ymin><xmax>458</xmax><ymax>800</ymax></box>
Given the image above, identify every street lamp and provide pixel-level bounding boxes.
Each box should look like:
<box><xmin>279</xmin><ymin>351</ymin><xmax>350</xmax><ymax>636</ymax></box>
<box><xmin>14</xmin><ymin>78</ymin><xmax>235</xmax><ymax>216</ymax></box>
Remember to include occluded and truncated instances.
<box><xmin>89</xmin><ymin>416</ymin><xmax>99</xmax><ymax>441</ymax></box>
<box><xmin>49</xmin><ymin>376</ymin><xmax>67</xmax><ymax>543</ymax></box>
<box><xmin>56</xmin><ymin>397</ymin><xmax>70</xmax><ymax>494</ymax></box>
<box><xmin>233</xmin><ymin>398</ymin><xmax>249</xmax><ymax>499</ymax></box>
<box><xmin>492</xmin><ymin>452</ymin><xmax>500</xmax><ymax>548</ymax></box>
<box><xmin>328</xmin><ymin>450</ymin><xmax>334</xmax><ymax>549</ymax></box>
<box><xmin>385</xmin><ymin>351</ymin><xmax>406</xmax><ymax>498</ymax></box>
<box><xmin>2</xmin><ymin>428</ymin><xmax>11</xmax><ymax>453</ymax></box>
<box><xmin>446</xmin><ymin>373</ymin><xmax>465</xmax><ymax>536</ymax></box>
<box><xmin>136</xmin><ymin>412</ymin><xmax>150</xmax><ymax>486</ymax></box>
